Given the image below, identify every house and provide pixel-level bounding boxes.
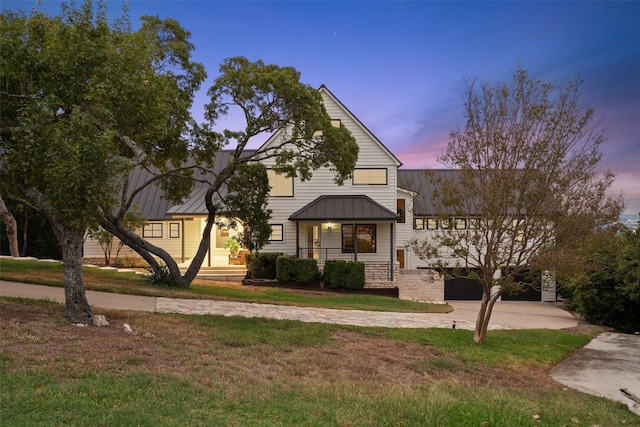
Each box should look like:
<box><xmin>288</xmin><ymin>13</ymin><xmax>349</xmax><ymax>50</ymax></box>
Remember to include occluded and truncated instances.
<box><xmin>83</xmin><ymin>86</ymin><xmax>555</xmax><ymax>301</ymax></box>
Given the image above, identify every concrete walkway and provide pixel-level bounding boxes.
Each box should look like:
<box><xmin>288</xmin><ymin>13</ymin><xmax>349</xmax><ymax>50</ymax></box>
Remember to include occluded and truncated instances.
<box><xmin>551</xmin><ymin>332</ymin><xmax>640</xmax><ymax>415</ymax></box>
<box><xmin>0</xmin><ymin>280</ymin><xmax>578</xmax><ymax>330</ymax></box>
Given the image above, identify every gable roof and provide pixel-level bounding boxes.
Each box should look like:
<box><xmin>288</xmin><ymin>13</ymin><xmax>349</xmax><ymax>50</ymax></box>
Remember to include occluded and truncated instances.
<box><xmin>257</xmin><ymin>85</ymin><xmax>402</xmax><ymax>167</ymax></box>
<box><xmin>288</xmin><ymin>195</ymin><xmax>399</xmax><ymax>221</ymax></box>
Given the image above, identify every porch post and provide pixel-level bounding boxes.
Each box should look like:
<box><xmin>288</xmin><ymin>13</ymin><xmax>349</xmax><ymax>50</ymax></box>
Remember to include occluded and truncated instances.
<box><xmin>390</xmin><ymin>222</ymin><xmax>394</xmax><ymax>281</ymax></box>
<box><xmin>295</xmin><ymin>221</ymin><xmax>300</xmax><ymax>258</ymax></box>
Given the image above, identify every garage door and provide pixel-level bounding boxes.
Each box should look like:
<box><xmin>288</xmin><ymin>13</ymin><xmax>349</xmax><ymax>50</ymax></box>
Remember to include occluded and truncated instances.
<box><xmin>501</xmin><ymin>270</ymin><xmax>542</xmax><ymax>301</ymax></box>
<box><xmin>444</xmin><ymin>276</ymin><xmax>483</xmax><ymax>300</ymax></box>
<box><xmin>501</xmin><ymin>286</ymin><xmax>541</xmax><ymax>301</ymax></box>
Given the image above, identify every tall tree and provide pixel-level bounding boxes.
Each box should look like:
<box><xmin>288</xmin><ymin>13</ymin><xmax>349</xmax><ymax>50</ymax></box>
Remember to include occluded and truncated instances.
<box><xmin>0</xmin><ymin>1</ymin><xmax>205</xmax><ymax>322</ymax></box>
<box><xmin>0</xmin><ymin>194</ymin><xmax>20</xmax><ymax>256</ymax></box>
<box><xmin>409</xmin><ymin>65</ymin><xmax>623</xmax><ymax>344</ymax></box>
<box><xmin>100</xmin><ymin>57</ymin><xmax>359</xmax><ymax>288</ymax></box>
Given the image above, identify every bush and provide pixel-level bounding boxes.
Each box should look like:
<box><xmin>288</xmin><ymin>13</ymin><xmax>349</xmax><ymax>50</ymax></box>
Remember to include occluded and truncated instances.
<box><xmin>245</xmin><ymin>252</ymin><xmax>282</xmax><ymax>279</ymax></box>
<box><xmin>276</xmin><ymin>255</ymin><xmax>297</xmax><ymax>282</ymax></box>
<box><xmin>276</xmin><ymin>256</ymin><xmax>321</xmax><ymax>283</ymax></box>
<box><xmin>293</xmin><ymin>258</ymin><xmax>321</xmax><ymax>283</ymax></box>
<box><xmin>323</xmin><ymin>260</ymin><xmax>365</xmax><ymax>290</ymax></box>
<box><xmin>569</xmin><ymin>230</ymin><xmax>640</xmax><ymax>333</ymax></box>
<box><xmin>144</xmin><ymin>265</ymin><xmax>176</xmax><ymax>287</ymax></box>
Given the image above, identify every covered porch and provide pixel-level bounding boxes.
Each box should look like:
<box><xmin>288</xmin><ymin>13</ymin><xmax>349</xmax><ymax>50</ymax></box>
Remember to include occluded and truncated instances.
<box><xmin>288</xmin><ymin>195</ymin><xmax>400</xmax><ymax>282</ymax></box>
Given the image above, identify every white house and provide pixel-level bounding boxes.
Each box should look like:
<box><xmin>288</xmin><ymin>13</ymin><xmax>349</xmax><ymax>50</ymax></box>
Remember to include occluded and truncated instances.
<box><xmin>84</xmin><ymin>86</ymin><xmax>554</xmax><ymax>301</ymax></box>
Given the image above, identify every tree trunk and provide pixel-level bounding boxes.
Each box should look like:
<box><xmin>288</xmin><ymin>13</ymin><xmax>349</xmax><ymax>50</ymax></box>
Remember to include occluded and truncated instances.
<box><xmin>57</xmin><ymin>224</ymin><xmax>93</xmax><ymax>324</ymax></box>
<box><xmin>0</xmin><ymin>194</ymin><xmax>20</xmax><ymax>257</ymax></box>
<box><xmin>473</xmin><ymin>289</ymin><xmax>501</xmax><ymax>344</ymax></box>
<box><xmin>101</xmin><ymin>203</ymin><xmax>217</xmax><ymax>288</ymax></box>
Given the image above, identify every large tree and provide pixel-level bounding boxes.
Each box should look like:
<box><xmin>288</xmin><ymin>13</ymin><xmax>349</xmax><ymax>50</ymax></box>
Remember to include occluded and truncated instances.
<box><xmin>409</xmin><ymin>65</ymin><xmax>623</xmax><ymax>344</ymax></box>
<box><xmin>0</xmin><ymin>1</ymin><xmax>205</xmax><ymax>322</ymax></box>
<box><xmin>100</xmin><ymin>57</ymin><xmax>359</xmax><ymax>288</ymax></box>
<box><xmin>0</xmin><ymin>194</ymin><xmax>20</xmax><ymax>256</ymax></box>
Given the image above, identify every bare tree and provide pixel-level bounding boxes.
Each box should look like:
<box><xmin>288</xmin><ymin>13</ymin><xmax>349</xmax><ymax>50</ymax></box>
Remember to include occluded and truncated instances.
<box><xmin>409</xmin><ymin>65</ymin><xmax>623</xmax><ymax>344</ymax></box>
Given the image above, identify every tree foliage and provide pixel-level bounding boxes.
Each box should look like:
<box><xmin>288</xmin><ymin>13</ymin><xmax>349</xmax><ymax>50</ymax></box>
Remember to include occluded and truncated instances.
<box><xmin>567</xmin><ymin>228</ymin><xmax>640</xmax><ymax>333</ymax></box>
<box><xmin>101</xmin><ymin>57</ymin><xmax>359</xmax><ymax>288</ymax></box>
<box><xmin>0</xmin><ymin>0</ymin><xmax>205</xmax><ymax>322</ymax></box>
<box><xmin>409</xmin><ymin>64</ymin><xmax>623</xmax><ymax>343</ymax></box>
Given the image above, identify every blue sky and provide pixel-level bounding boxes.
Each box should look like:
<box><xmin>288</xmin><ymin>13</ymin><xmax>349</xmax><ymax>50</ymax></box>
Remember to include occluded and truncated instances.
<box><xmin>4</xmin><ymin>1</ymin><xmax>640</xmax><ymax>213</ymax></box>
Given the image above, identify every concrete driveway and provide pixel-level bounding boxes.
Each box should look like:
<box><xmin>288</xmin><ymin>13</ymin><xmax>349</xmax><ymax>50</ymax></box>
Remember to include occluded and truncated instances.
<box><xmin>551</xmin><ymin>332</ymin><xmax>640</xmax><ymax>415</ymax></box>
<box><xmin>446</xmin><ymin>300</ymin><xmax>580</xmax><ymax>330</ymax></box>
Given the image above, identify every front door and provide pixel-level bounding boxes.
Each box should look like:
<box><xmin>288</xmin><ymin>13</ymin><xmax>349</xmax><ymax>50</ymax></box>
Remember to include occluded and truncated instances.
<box><xmin>397</xmin><ymin>249</ymin><xmax>405</xmax><ymax>269</ymax></box>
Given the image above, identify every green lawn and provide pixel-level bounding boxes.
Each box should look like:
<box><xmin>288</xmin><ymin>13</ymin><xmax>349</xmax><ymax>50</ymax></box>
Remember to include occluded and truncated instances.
<box><xmin>0</xmin><ymin>258</ymin><xmax>450</xmax><ymax>313</ymax></box>
<box><xmin>1</xmin><ymin>298</ymin><xmax>637</xmax><ymax>427</ymax></box>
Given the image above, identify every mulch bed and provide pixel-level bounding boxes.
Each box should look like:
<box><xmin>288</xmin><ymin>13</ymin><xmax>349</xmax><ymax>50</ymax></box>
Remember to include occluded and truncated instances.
<box><xmin>243</xmin><ymin>279</ymin><xmax>399</xmax><ymax>298</ymax></box>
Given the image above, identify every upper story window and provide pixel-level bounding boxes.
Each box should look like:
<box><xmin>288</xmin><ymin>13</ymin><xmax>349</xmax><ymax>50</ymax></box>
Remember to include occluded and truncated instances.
<box><xmin>267</xmin><ymin>169</ymin><xmax>294</xmax><ymax>197</ymax></box>
<box><xmin>352</xmin><ymin>168</ymin><xmax>387</xmax><ymax>185</ymax></box>
<box><xmin>414</xmin><ymin>218</ymin><xmax>424</xmax><ymax>230</ymax></box>
<box><xmin>397</xmin><ymin>199</ymin><xmax>405</xmax><ymax>223</ymax></box>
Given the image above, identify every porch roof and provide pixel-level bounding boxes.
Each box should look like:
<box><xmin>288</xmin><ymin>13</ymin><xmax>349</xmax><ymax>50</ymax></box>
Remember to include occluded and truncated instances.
<box><xmin>288</xmin><ymin>195</ymin><xmax>399</xmax><ymax>221</ymax></box>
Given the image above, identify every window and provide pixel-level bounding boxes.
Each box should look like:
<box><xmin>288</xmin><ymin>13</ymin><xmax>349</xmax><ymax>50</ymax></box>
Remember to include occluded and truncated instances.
<box><xmin>468</xmin><ymin>218</ymin><xmax>479</xmax><ymax>229</ymax></box>
<box><xmin>441</xmin><ymin>218</ymin><xmax>453</xmax><ymax>230</ymax></box>
<box><xmin>269</xmin><ymin>224</ymin><xmax>284</xmax><ymax>241</ymax></box>
<box><xmin>397</xmin><ymin>199</ymin><xmax>405</xmax><ymax>223</ymax></box>
<box><xmin>352</xmin><ymin>168</ymin><xmax>387</xmax><ymax>185</ymax></box>
<box><xmin>342</xmin><ymin>224</ymin><xmax>376</xmax><ymax>253</ymax></box>
<box><xmin>143</xmin><ymin>223</ymin><xmax>163</xmax><ymax>238</ymax></box>
<box><xmin>427</xmin><ymin>218</ymin><xmax>439</xmax><ymax>230</ymax></box>
<box><xmin>331</xmin><ymin>119</ymin><xmax>342</xmax><ymax>127</ymax></box>
<box><xmin>414</xmin><ymin>218</ymin><xmax>424</xmax><ymax>230</ymax></box>
<box><xmin>267</xmin><ymin>169</ymin><xmax>294</xmax><ymax>197</ymax></box>
<box><xmin>169</xmin><ymin>223</ymin><xmax>180</xmax><ymax>238</ymax></box>
<box><xmin>455</xmin><ymin>218</ymin><xmax>467</xmax><ymax>230</ymax></box>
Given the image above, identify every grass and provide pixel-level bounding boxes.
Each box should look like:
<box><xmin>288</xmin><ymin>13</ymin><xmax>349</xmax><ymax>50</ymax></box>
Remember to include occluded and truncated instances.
<box><xmin>0</xmin><ymin>257</ymin><xmax>450</xmax><ymax>313</ymax></box>
<box><xmin>1</xmin><ymin>298</ymin><xmax>637</xmax><ymax>426</ymax></box>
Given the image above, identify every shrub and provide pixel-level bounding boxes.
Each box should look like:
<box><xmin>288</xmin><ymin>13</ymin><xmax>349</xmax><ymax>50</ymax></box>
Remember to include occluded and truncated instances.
<box><xmin>144</xmin><ymin>265</ymin><xmax>176</xmax><ymax>287</ymax></box>
<box><xmin>569</xmin><ymin>230</ymin><xmax>640</xmax><ymax>333</ymax></box>
<box><xmin>245</xmin><ymin>252</ymin><xmax>282</xmax><ymax>279</ymax></box>
<box><xmin>276</xmin><ymin>255</ymin><xmax>297</xmax><ymax>282</ymax></box>
<box><xmin>293</xmin><ymin>258</ymin><xmax>321</xmax><ymax>283</ymax></box>
<box><xmin>323</xmin><ymin>260</ymin><xmax>365</xmax><ymax>289</ymax></box>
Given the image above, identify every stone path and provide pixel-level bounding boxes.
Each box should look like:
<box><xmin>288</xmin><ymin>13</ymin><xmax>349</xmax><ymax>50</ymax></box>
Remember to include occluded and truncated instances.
<box><xmin>156</xmin><ymin>297</ymin><xmax>477</xmax><ymax>329</ymax></box>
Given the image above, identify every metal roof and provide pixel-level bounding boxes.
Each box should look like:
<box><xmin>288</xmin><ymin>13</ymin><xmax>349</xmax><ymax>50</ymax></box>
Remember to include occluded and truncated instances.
<box><xmin>398</xmin><ymin>169</ymin><xmax>463</xmax><ymax>216</ymax></box>
<box><xmin>288</xmin><ymin>195</ymin><xmax>399</xmax><ymax>221</ymax></box>
<box><xmin>125</xmin><ymin>150</ymin><xmax>255</xmax><ymax>219</ymax></box>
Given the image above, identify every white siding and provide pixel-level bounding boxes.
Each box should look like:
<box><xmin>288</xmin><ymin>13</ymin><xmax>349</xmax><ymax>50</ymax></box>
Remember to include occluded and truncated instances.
<box><xmin>259</xmin><ymin>87</ymin><xmax>400</xmax><ymax>264</ymax></box>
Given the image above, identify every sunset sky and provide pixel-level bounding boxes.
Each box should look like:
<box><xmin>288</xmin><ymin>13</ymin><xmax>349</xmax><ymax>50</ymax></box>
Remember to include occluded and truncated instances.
<box><xmin>4</xmin><ymin>1</ymin><xmax>639</xmax><ymax>213</ymax></box>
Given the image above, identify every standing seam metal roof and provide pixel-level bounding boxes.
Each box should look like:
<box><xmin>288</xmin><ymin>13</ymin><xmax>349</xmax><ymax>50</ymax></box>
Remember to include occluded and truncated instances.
<box><xmin>288</xmin><ymin>195</ymin><xmax>399</xmax><ymax>221</ymax></box>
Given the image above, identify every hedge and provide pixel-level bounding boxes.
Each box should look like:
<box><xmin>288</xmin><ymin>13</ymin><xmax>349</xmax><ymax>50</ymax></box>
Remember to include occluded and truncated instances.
<box><xmin>245</xmin><ymin>252</ymin><xmax>282</xmax><ymax>279</ymax></box>
<box><xmin>323</xmin><ymin>260</ymin><xmax>365</xmax><ymax>290</ymax></box>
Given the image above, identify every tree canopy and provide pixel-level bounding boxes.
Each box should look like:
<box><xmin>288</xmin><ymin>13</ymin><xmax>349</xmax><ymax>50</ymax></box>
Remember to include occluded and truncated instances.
<box><xmin>100</xmin><ymin>57</ymin><xmax>359</xmax><ymax>288</ymax></box>
<box><xmin>0</xmin><ymin>0</ymin><xmax>205</xmax><ymax>322</ymax></box>
<box><xmin>409</xmin><ymin>64</ymin><xmax>623</xmax><ymax>344</ymax></box>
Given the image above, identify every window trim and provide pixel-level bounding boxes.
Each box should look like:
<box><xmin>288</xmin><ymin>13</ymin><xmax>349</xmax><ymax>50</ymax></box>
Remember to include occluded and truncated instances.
<box><xmin>268</xmin><ymin>224</ymin><xmax>284</xmax><ymax>242</ymax></box>
<box><xmin>267</xmin><ymin>169</ymin><xmax>294</xmax><ymax>197</ymax></box>
<box><xmin>169</xmin><ymin>222</ymin><xmax>180</xmax><ymax>238</ymax></box>
<box><xmin>397</xmin><ymin>199</ymin><xmax>406</xmax><ymax>223</ymax></box>
<box><xmin>142</xmin><ymin>223</ymin><xmax>163</xmax><ymax>238</ymax></box>
<box><xmin>427</xmin><ymin>218</ymin><xmax>439</xmax><ymax>230</ymax></box>
<box><xmin>341</xmin><ymin>223</ymin><xmax>377</xmax><ymax>254</ymax></box>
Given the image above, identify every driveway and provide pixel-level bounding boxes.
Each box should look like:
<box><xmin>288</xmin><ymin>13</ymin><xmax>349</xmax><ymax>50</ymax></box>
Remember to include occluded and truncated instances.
<box><xmin>1</xmin><ymin>280</ymin><xmax>578</xmax><ymax>330</ymax></box>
